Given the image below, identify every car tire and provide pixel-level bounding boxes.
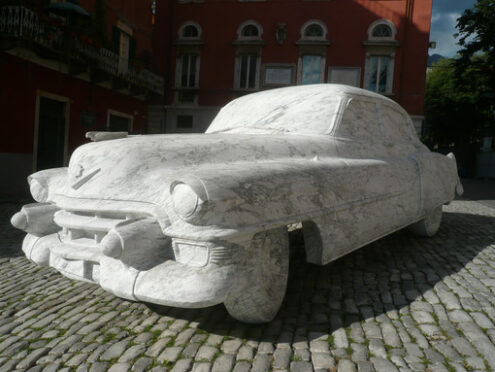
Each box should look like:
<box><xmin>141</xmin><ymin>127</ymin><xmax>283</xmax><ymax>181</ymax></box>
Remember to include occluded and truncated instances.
<box><xmin>224</xmin><ymin>227</ymin><xmax>289</xmax><ymax>323</ymax></box>
<box><xmin>409</xmin><ymin>205</ymin><xmax>442</xmax><ymax>237</ymax></box>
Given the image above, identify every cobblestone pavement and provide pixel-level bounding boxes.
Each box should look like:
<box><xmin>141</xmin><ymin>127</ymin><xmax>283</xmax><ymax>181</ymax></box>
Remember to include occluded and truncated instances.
<box><xmin>1</xmin><ymin>200</ymin><xmax>495</xmax><ymax>372</ymax></box>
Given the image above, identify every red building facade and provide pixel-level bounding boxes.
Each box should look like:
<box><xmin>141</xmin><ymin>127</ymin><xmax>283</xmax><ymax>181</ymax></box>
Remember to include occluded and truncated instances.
<box><xmin>0</xmin><ymin>0</ymin><xmax>163</xmax><ymax>197</ymax></box>
<box><xmin>152</xmin><ymin>0</ymin><xmax>432</xmax><ymax>135</ymax></box>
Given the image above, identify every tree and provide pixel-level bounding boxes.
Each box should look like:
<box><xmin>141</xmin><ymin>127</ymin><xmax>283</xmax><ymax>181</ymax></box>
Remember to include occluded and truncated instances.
<box><xmin>423</xmin><ymin>1</ymin><xmax>495</xmax><ymax>175</ymax></box>
<box><xmin>454</xmin><ymin>0</ymin><xmax>495</xmax><ymax>134</ymax></box>
<box><xmin>455</xmin><ymin>0</ymin><xmax>495</xmax><ymax>69</ymax></box>
<box><xmin>424</xmin><ymin>57</ymin><xmax>491</xmax><ymax>148</ymax></box>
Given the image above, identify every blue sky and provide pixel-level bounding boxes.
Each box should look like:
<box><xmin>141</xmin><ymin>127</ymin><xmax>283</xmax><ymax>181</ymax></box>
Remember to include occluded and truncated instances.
<box><xmin>430</xmin><ymin>0</ymin><xmax>476</xmax><ymax>57</ymax></box>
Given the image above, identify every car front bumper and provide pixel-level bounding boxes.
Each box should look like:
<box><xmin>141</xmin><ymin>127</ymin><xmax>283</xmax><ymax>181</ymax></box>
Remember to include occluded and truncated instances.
<box><xmin>22</xmin><ymin>232</ymin><xmax>237</xmax><ymax>308</ymax></box>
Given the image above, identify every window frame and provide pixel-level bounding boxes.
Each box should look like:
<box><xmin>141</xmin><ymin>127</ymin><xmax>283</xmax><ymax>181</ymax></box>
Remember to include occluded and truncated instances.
<box><xmin>367</xmin><ymin>19</ymin><xmax>397</xmax><ymax>42</ymax></box>
<box><xmin>363</xmin><ymin>51</ymin><xmax>395</xmax><ymax>95</ymax></box>
<box><xmin>298</xmin><ymin>54</ymin><xmax>325</xmax><ymax>85</ymax></box>
<box><xmin>178</xmin><ymin>21</ymin><xmax>202</xmax><ymax>40</ymax></box>
<box><xmin>106</xmin><ymin>109</ymin><xmax>133</xmax><ymax>132</ymax></box>
<box><xmin>300</xmin><ymin>20</ymin><xmax>327</xmax><ymax>41</ymax></box>
<box><xmin>176</xmin><ymin>53</ymin><xmax>200</xmax><ymax>89</ymax></box>
<box><xmin>234</xmin><ymin>53</ymin><xmax>261</xmax><ymax>90</ymax></box>
<box><xmin>236</xmin><ymin>20</ymin><xmax>263</xmax><ymax>41</ymax></box>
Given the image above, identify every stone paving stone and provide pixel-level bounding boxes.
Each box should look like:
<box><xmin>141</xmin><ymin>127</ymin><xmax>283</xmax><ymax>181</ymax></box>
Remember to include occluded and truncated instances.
<box><xmin>132</xmin><ymin>357</ymin><xmax>153</xmax><ymax>372</ymax></box>
<box><xmin>290</xmin><ymin>361</ymin><xmax>313</xmax><ymax>372</ymax></box>
<box><xmin>196</xmin><ymin>345</ymin><xmax>218</xmax><ymax>361</ymax></box>
<box><xmin>471</xmin><ymin>312</ymin><xmax>495</xmax><ymax>329</ymax></box>
<box><xmin>311</xmin><ymin>352</ymin><xmax>335</xmax><ymax>369</ymax></box>
<box><xmin>272</xmin><ymin>348</ymin><xmax>291</xmax><ymax>369</ymax></box>
<box><xmin>191</xmin><ymin>362</ymin><xmax>211</xmax><ymax>372</ymax></box>
<box><xmin>157</xmin><ymin>346</ymin><xmax>183</xmax><ymax>363</ymax></box>
<box><xmin>16</xmin><ymin>347</ymin><xmax>49</xmax><ymax>369</ymax></box>
<box><xmin>145</xmin><ymin>338</ymin><xmax>170</xmax><ymax>358</ymax></box>
<box><xmin>221</xmin><ymin>339</ymin><xmax>242</xmax><ymax>354</ymax></box>
<box><xmin>236</xmin><ymin>345</ymin><xmax>254</xmax><ymax>360</ymax></box>
<box><xmin>119</xmin><ymin>344</ymin><xmax>146</xmax><ymax>363</ymax></box>
<box><xmin>171</xmin><ymin>359</ymin><xmax>193</xmax><ymax>372</ymax></box>
<box><xmin>371</xmin><ymin>357</ymin><xmax>398</xmax><ymax>372</ymax></box>
<box><xmin>427</xmin><ymin>363</ymin><xmax>449</xmax><ymax>372</ymax></box>
<box><xmin>338</xmin><ymin>359</ymin><xmax>357</xmax><ymax>372</ymax></box>
<box><xmin>89</xmin><ymin>363</ymin><xmax>109</xmax><ymax>372</ymax></box>
<box><xmin>357</xmin><ymin>361</ymin><xmax>374</xmax><ymax>372</ymax></box>
<box><xmin>232</xmin><ymin>361</ymin><xmax>251</xmax><ymax>372</ymax></box>
<box><xmin>100</xmin><ymin>340</ymin><xmax>130</xmax><ymax>361</ymax></box>
<box><xmin>351</xmin><ymin>343</ymin><xmax>368</xmax><ymax>362</ymax></box>
<box><xmin>212</xmin><ymin>354</ymin><xmax>235</xmax><ymax>372</ymax></box>
<box><xmin>450</xmin><ymin>337</ymin><xmax>478</xmax><ymax>357</ymax></box>
<box><xmin>251</xmin><ymin>353</ymin><xmax>270</xmax><ymax>372</ymax></box>
<box><xmin>108</xmin><ymin>363</ymin><xmax>131</xmax><ymax>372</ymax></box>
<box><xmin>294</xmin><ymin>348</ymin><xmax>310</xmax><ymax>362</ymax></box>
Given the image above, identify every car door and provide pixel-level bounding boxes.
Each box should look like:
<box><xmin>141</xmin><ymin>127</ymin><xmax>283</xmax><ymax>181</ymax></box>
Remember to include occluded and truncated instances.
<box><xmin>320</xmin><ymin>96</ymin><xmax>421</xmax><ymax>263</ymax></box>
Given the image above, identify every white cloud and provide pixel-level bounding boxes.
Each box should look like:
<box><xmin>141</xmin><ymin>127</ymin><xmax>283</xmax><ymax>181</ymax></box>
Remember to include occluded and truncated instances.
<box><xmin>429</xmin><ymin>12</ymin><xmax>462</xmax><ymax>57</ymax></box>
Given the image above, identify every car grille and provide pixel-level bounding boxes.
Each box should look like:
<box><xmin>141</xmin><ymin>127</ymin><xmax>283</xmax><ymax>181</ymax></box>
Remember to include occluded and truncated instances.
<box><xmin>53</xmin><ymin>209</ymin><xmax>149</xmax><ymax>261</ymax></box>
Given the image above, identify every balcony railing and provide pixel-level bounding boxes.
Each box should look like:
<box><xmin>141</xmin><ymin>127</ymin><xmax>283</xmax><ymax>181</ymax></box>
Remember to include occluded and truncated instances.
<box><xmin>0</xmin><ymin>6</ymin><xmax>164</xmax><ymax>97</ymax></box>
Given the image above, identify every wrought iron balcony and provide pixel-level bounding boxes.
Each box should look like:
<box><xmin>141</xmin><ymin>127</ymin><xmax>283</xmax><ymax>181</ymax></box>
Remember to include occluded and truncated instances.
<box><xmin>0</xmin><ymin>6</ymin><xmax>164</xmax><ymax>97</ymax></box>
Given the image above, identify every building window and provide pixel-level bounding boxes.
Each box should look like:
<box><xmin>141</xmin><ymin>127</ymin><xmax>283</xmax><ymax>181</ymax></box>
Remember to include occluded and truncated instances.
<box><xmin>233</xmin><ymin>21</ymin><xmax>263</xmax><ymax>90</ymax></box>
<box><xmin>301</xmin><ymin>55</ymin><xmax>323</xmax><ymax>84</ymax></box>
<box><xmin>183</xmin><ymin>25</ymin><xmax>198</xmax><ymax>38</ymax></box>
<box><xmin>300</xmin><ymin>20</ymin><xmax>327</xmax><ymax>40</ymax></box>
<box><xmin>367</xmin><ymin>19</ymin><xmax>397</xmax><ymax>41</ymax></box>
<box><xmin>107</xmin><ymin>110</ymin><xmax>133</xmax><ymax>132</ymax></box>
<box><xmin>304</xmin><ymin>24</ymin><xmax>323</xmax><ymax>38</ymax></box>
<box><xmin>113</xmin><ymin>23</ymin><xmax>136</xmax><ymax>75</ymax></box>
<box><xmin>372</xmin><ymin>24</ymin><xmax>392</xmax><ymax>38</ymax></box>
<box><xmin>242</xmin><ymin>25</ymin><xmax>259</xmax><ymax>37</ymax></box>
<box><xmin>178</xmin><ymin>22</ymin><xmax>202</xmax><ymax>39</ymax></box>
<box><xmin>178</xmin><ymin>54</ymin><xmax>199</xmax><ymax>88</ymax></box>
<box><xmin>177</xmin><ymin>115</ymin><xmax>193</xmax><ymax>129</ymax></box>
<box><xmin>239</xmin><ymin>55</ymin><xmax>258</xmax><ymax>89</ymax></box>
<box><xmin>367</xmin><ymin>56</ymin><xmax>391</xmax><ymax>93</ymax></box>
<box><xmin>236</xmin><ymin>20</ymin><xmax>263</xmax><ymax>40</ymax></box>
<box><xmin>363</xmin><ymin>20</ymin><xmax>398</xmax><ymax>94</ymax></box>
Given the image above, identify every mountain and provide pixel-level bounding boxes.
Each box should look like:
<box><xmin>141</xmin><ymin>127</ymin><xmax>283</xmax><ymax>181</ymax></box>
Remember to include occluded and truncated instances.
<box><xmin>428</xmin><ymin>54</ymin><xmax>446</xmax><ymax>67</ymax></box>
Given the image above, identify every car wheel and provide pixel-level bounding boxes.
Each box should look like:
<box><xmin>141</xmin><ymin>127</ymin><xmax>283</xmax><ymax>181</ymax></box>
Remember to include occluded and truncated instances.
<box><xmin>409</xmin><ymin>205</ymin><xmax>442</xmax><ymax>237</ymax></box>
<box><xmin>224</xmin><ymin>227</ymin><xmax>289</xmax><ymax>323</ymax></box>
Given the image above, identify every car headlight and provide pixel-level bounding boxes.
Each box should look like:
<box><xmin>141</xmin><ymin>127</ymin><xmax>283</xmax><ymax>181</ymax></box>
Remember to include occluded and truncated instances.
<box><xmin>28</xmin><ymin>178</ymin><xmax>48</xmax><ymax>203</ymax></box>
<box><xmin>170</xmin><ymin>179</ymin><xmax>208</xmax><ymax>222</ymax></box>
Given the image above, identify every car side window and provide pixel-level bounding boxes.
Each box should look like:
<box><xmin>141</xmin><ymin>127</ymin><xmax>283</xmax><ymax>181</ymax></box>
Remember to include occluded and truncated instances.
<box><xmin>336</xmin><ymin>98</ymin><xmax>380</xmax><ymax>141</ymax></box>
<box><xmin>379</xmin><ymin>105</ymin><xmax>414</xmax><ymax>143</ymax></box>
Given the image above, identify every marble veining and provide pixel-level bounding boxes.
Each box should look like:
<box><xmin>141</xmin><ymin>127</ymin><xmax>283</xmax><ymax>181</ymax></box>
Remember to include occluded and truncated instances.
<box><xmin>11</xmin><ymin>84</ymin><xmax>462</xmax><ymax>323</ymax></box>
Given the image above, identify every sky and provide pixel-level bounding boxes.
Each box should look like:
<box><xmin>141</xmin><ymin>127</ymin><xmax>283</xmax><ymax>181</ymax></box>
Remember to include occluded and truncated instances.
<box><xmin>429</xmin><ymin>0</ymin><xmax>476</xmax><ymax>57</ymax></box>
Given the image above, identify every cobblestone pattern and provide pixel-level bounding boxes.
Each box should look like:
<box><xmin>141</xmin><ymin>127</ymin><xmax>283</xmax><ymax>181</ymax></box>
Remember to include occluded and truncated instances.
<box><xmin>1</xmin><ymin>200</ymin><xmax>495</xmax><ymax>372</ymax></box>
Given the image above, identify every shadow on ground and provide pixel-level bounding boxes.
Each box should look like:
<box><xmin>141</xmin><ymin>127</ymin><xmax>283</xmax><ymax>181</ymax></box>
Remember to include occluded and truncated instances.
<box><xmin>147</xmin><ymin>210</ymin><xmax>495</xmax><ymax>343</ymax></box>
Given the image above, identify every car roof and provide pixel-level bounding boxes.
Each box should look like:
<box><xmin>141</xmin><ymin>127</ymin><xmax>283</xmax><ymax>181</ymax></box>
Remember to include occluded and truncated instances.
<box><xmin>238</xmin><ymin>83</ymin><xmax>397</xmax><ymax>104</ymax></box>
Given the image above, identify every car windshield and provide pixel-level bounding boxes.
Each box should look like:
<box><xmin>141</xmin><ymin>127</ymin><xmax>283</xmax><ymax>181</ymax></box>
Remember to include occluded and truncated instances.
<box><xmin>206</xmin><ymin>85</ymin><xmax>343</xmax><ymax>135</ymax></box>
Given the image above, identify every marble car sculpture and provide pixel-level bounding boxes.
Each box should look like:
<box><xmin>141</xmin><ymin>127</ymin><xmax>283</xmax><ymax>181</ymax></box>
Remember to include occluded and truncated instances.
<box><xmin>11</xmin><ymin>84</ymin><xmax>463</xmax><ymax>323</ymax></box>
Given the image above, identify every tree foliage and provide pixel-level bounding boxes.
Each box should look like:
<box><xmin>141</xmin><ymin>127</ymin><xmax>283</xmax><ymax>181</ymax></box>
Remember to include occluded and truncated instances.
<box><xmin>424</xmin><ymin>56</ymin><xmax>493</xmax><ymax>149</ymax></box>
<box><xmin>455</xmin><ymin>0</ymin><xmax>495</xmax><ymax>68</ymax></box>
<box><xmin>424</xmin><ymin>0</ymin><xmax>495</xmax><ymax>153</ymax></box>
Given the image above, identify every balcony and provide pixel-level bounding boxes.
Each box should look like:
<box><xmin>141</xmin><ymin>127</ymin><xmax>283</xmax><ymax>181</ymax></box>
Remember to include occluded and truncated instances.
<box><xmin>0</xmin><ymin>6</ymin><xmax>164</xmax><ymax>98</ymax></box>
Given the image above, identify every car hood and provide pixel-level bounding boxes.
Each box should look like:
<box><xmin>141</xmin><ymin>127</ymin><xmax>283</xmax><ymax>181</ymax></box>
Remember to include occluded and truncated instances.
<box><xmin>59</xmin><ymin>133</ymin><xmax>337</xmax><ymax>203</ymax></box>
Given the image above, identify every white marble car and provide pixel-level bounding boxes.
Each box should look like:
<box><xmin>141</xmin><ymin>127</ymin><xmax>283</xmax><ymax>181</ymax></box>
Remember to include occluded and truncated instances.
<box><xmin>11</xmin><ymin>84</ymin><xmax>463</xmax><ymax>323</ymax></box>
